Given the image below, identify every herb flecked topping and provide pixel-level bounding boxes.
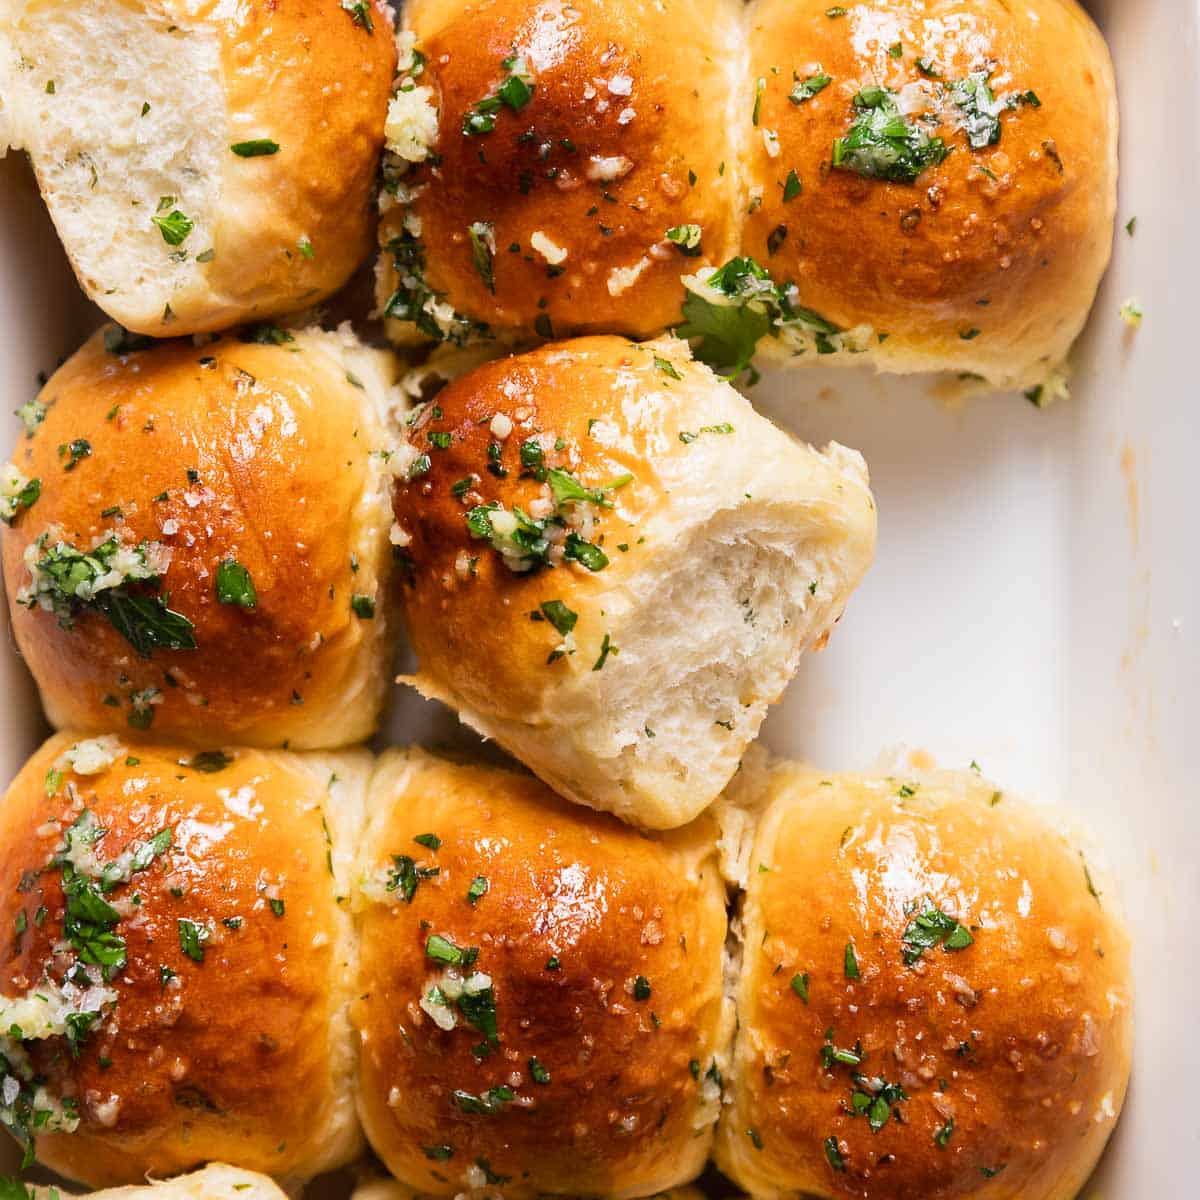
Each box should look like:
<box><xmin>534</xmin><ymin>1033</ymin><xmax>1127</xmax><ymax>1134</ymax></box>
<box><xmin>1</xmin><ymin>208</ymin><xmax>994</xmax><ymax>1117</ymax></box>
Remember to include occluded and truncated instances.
<box><xmin>17</xmin><ymin>529</ymin><xmax>196</xmax><ymax>656</ymax></box>
<box><xmin>831</xmin><ymin>87</ymin><xmax>949</xmax><ymax>184</ymax></box>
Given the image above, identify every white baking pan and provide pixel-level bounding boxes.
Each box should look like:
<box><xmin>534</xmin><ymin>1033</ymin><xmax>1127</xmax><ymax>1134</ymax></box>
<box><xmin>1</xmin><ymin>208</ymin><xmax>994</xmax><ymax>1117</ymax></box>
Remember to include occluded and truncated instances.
<box><xmin>0</xmin><ymin>0</ymin><xmax>1195</xmax><ymax>1193</ymax></box>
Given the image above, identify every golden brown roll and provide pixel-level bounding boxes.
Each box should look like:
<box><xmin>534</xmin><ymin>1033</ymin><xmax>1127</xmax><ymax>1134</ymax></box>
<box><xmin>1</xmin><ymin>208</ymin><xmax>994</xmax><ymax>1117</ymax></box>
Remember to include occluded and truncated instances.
<box><xmin>1</xmin><ymin>325</ymin><xmax>402</xmax><ymax>750</ymax></box>
<box><xmin>731</xmin><ymin>0</ymin><xmax>1116</xmax><ymax>391</ymax></box>
<box><xmin>0</xmin><ymin>0</ymin><xmax>395</xmax><ymax>335</ymax></box>
<box><xmin>389</xmin><ymin>334</ymin><xmax>877</xmax><ymax>829</ymax></box>
<box><xmin>0</xmin><ymin>734</ymin><xmax>369</xmax><ymax>1186</ymax></box>
<box><xmin>376</xmin><ymin>0</ymin><xmax>743</xmax><ymax>344</ymax></box>
<box><xmin>21</xmin><ymin>1164</ymin><xmax>290</xmax><ymax>1200</ymax></box>
<box><xmin>715</xmin><ymin>761</ymin><xmax>1133</xmax><ymax>1200</ymax></box>
<box><xmin>353</xmin><ymin>749</ymin><xmax>732</xmax><ymax>1198</ymax></box>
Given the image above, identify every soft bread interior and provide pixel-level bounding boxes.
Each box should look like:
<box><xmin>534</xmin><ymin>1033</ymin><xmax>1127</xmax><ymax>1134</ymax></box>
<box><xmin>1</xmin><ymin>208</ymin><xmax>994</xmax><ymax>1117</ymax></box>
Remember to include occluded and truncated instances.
<box><xmin>426</xmin><ymin>465</ymin><xmax>873</xmax><ymax>831</ymax></box>
<box><xmin>2</xmin><ymin>0</ymin><xmax>222</xmax><ymax>321</ymax></box>
<box><xmin>585</xmin><ymin>508</ymin><xmax>851</xmax><ymax>812</ymax></box>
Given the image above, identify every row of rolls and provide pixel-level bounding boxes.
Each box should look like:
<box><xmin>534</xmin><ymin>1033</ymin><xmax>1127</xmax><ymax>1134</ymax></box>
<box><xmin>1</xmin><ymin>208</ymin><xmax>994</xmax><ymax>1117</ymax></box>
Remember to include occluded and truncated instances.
<box><xmin>1</xmin><ymin>0</ymin><xmax>1117</xmax><ymax>392</ymax></box>
<box><xmin>1</xmin><ymin>324</ymin><xmax>876</xmax><ymax>831</ymax></box>
<box><xmin>0</xmin><ymin>0</ymin><xmax>1131</xmax><ymax>1196</ymax></box>
<box><xmin>0</xmin><ymin>731</ymin><xmax>1131</xmax><ymax>1200</ymax></box>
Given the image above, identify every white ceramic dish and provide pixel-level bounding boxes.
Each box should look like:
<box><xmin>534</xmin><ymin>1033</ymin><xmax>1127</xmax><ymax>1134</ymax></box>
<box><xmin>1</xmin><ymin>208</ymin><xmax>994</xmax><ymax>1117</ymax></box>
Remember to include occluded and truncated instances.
<box><xmin>0</xmin><ymin>0</ymin><xmax>1196</xmax><ymax>1193</ymax></box>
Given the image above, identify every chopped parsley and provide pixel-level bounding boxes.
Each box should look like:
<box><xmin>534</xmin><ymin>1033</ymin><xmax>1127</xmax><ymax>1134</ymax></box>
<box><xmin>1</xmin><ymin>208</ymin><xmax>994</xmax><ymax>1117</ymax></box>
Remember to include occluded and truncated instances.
<box><xmin>426</xmin><ymin>933</ymin><xmax>479</xmax><ymax>967</ymax></box>
<box><xmin>950</xmin><ymin>72</ymin><xmax>1003</xmax><ymax>148</ymax></box>
<box><xmin>242</xmin><ymin>323</ymin><xmax>294</xmax><ymax>346</ymax></box>
<box><xmin>151</xmin><ymin>198</ymin><xmax>193</xmax><ymax>246</ymax></box>
<box><xmin>463</xmin><ymin>54</ymin><xmax>535</xmax><ymax>135</ymax></box>
<box><xmin>382</xmin><ymin>227</ymin><xmax>480</xmax><ymax>345</ymax></box>
<box><xmin>790</xmin><ymin>71</ymin><xmax>831</xmax><ymax>104</ymax></box>
<box><xmin>452</xmin><ymin>1085</ymin><xmax>513</xmax><ymax>1115</ymax></box>
<box><xmin>790</xmin><ymin>972</ymin><xmax>809</xmax><ymax>1003</ymax></box>
<box><xmin>831</xmin><ymin>86</ymin><xmax>949</xmax><ymax>184</ymax></box>
<box><xmin>340</xmin><ymin>0</ymin><xmax>374</xmax><ymax>32</ymax></box>
<box><xmin>0</xmin><ymin>471</ymin><xmax>39</xmax><ymax>525</ymax></box>
<box><xmin>189</xmin><ymin>750</ymin><xmax>232</xmax><ymax>773</ymax></box>
<box><xmin>782</xmin><ymin>169</ymin><xmax>802</xmax><ymax>201</ymax></box>
<box><xmin>821</xmin><ymin>1031</ymin><xmax>863</xmax><ymax>1069</ymax></box>
<box><xmin>215</xmin><ymin>559</ymin><xmax>256</xmax><ymax>608</ymax></box>
<box><xmin>422</xmin><ymin>1145</ymin><xmax>454</xmax><ymax>1161</ymax></box>
<box><xmin>539</xmin><ymin>599</ymin><xmax>577</xmax><ymax>636</ymax></box>
<box><xmin>850</xmin><ymin>1074</ymin><xmax>908</xmax><ymax>1131</ymax></box>
<box><xmin>676</xmin><ymin>255</ymin><xmax>841</xmax><ymax>378</ymax></box>
<box><xmin>414</xmin><ymin>833</ymin><xmax>441</xmax><ymax>850</ymax></box>
<box><xmin>654</xmin><ymin>355</ymin><xmax>683</xmax><ymax>379</ymax></box>
<box><xmin>934</xmin><ymin>1117</ymin><xmax>955</xmax><ymax>1146</ymax></box>
<box><xmin>528</xmin><ymin>1056</ymin><xmax>550</xmax><ymax>1084</ymax></box>
<box><xmin>679</xmin><ymin>424</ymin><xmax>734</xmax><ymax>443</ymax></box>
<box><xmin>386</xmin><ymin>854</ymin><xmax>438</xmax><ymax>903</ymax></box>
<box><xmin>844</xmin><ymin>941</ymin><xmax>860</xmax><ymax>979</ymax></box>
<box><xmin>592</xmin><ymin>632</ymin><xmax>616</xmax><ymax>671</ymax></box>
<box><xmin>665</xmin><ymin>224</ymin><xmax>702</xmax><ymax>256</ymax></box>
<box><xmin>466</xmin><ymin>875</ymin><xmax>489</xmax><ymax>905</ymax></box>
<box><xmin>351</xmin><ymin>594</ymin><xmax>376</xmax><ymax>619</ymax></box>
<box><xmin>177</xmin><ymin>918</ymin><xmax>210</xmax><ymax>963</ymax></box>
<box><xmin>15</xmin><ymin>398</ymin><xmax>48</xmax><ymax>438</ymax></box>
<box><xmin>230</xmin><ymin>139</ymin><xmax>280</xmax><ymax>157</ymax></box>
<box><xmin>59</xmin><ymin>438</ymin><xmax>91</xmax><ymax>470</ymax></box>
<box><xmin>465</xmin><ymin>487</ymin><xmax>611</xmax><ymax>575</ymax></box>
<box><xmin>632</xmin><ymin>975</ymin><xmax>651</xmax><ymax>1000</ymax></box>
<box><xmin>468</xmin><ymin>221</ymin><xmax>496</xmax><ymax>293</ymax></box>
<box><xmin>18</xmin><ymin>530</ymin><xmax>196</xmax><ymax>656</ymax></box>
<box><xmin>824</xmin><ymin>1135</ymin><xmax>846</xmax><ymax>1171</ymax></box>
<box><xmin>901</xmin><ymin>900</ymin><xmax>974</xmax><ymax>964</ymax></box>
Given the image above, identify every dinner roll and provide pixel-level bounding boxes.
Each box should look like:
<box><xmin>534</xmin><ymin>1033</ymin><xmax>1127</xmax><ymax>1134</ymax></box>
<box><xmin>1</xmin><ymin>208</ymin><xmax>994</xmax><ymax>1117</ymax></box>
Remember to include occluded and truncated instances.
<box><xmin>389</xmin><ymin>335</ymin><xmax>876</xmax><ymax>829</ymax></box>
<box><xmin>0</xmin><ymin>0</ymin><xmax>395</xmax><ymax>335</ymax></box>
<box><xmin>0</xmin><ymin>734</ymin><xmax>368</xmax><ymax>1185</ymax></box>
<box><xmin>716</xmin><ymin>761</ymin><xmax>1133</xmax><ymax>1199</ymax></box>
<box><xmin>376</xmin><ymin>0</ymin><xmax>742</xmax><ymax>345</ymax></box>
<box><xmin>1</xmin><ymin>324</ymin><xmax>402</xmax><ymax>750</ymax></box>
<box><xmin>353</xmin><ymin>748</ymin><xmax>731</xmax><ymax>1198</ymax></box>
<box><xmin>725</xmin><ymin>0</ymin><xmax>1116</xmax><ymax>391</ymax></box>
<box><xmin>19</xmin><ymin>1164</ymin><xmax>289</xmax><ymax>1200</ymax></box>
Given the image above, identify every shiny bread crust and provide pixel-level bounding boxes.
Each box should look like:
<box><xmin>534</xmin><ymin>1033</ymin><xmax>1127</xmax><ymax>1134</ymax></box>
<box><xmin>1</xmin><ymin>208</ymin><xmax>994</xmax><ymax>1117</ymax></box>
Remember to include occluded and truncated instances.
<box><xmin>0</xmin><ymin>735</ymin><xmax>369</xmax><ymax>1187</ymax></box>
<box><xmin>1</xmin><ymin>327</ymin><xmax>398</xmax><ymax>750</ymax></box>
<box><xmin>743</xmin><ymin>0</ymin><xmax>1118</xmax><ymax>389</ymax></box>
<box><xmin>381</xmin><ymin>0</ymin><xmax>1116</xmax><ymax>389</ymax></box>
<box><xmin>379</xmin><ymin>0</ymin><xmax>744</xmax><ymax>342</ymax></box>
<box><xmin>716</xmin><ymin>764</ymin><xmax>1134</xmax><ymax>1200</ymax></box>
<box><xmin>353</xmin><ymin>748</ymin><xmax>732</xmax><ymax>1198</ymax></box>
